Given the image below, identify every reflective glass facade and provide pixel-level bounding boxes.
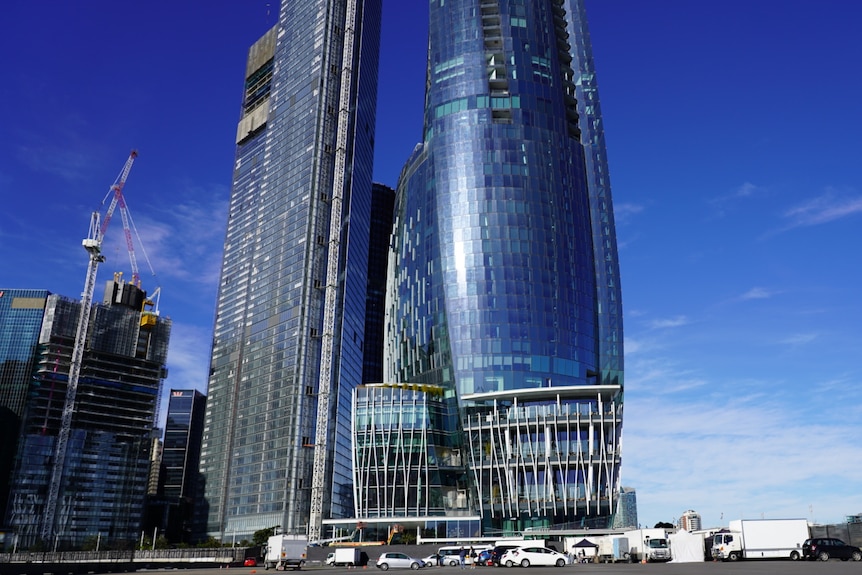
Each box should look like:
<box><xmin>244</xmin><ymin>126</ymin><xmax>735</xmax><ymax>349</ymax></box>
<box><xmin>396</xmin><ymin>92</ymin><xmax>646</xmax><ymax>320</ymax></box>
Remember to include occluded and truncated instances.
<box><xmin>6</xmin><ymin>282</ymin><xmax>170</xmax><ymax>548</ymax></box>
<box><xmin>382</xmin><ymin>0</ymin><xmax>623</xmax><ymax>531</ymax></box>
<box><xmin>154</xmin><ymin>389</ymin><xmax>206</xmax><ymax>543</ymax></box>
<box><xmin>200</xmin><ymin>0</ymin><xmax>381</xmax><ymax>541</ymax></box>
<box><xmin>0</xmin><ymin>289</ymin><xmax>49</xmax><ymax>521</ymax></box>
<box><xmin>353</xmin><ymin>383</ymin><xmax>475</xmax><ymax>519</ymax></box>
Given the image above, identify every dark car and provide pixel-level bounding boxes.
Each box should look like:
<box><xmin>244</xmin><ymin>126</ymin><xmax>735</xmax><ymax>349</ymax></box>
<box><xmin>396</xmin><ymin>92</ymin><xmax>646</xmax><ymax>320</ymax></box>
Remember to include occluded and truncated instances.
<box><xmin>802</xmin><ymin>538</ymin><xmax>862</xmax><ymax>561</ymax></box>
<box><xmin>489</xmin><ymin>545</ymin><xmax>520</xmax><ymax>566</ymax></box>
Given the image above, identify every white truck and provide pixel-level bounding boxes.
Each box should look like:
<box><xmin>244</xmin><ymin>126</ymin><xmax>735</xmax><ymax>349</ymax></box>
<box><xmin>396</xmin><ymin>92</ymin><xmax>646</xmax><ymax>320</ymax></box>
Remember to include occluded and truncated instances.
<box><xmin>711</xmin><ymin>518</ymin><xmax>808</xmax><ymax>561</ymax></box>
<box><xmin>327</xmin><ymin>548</ymin><xmax>361</xmax><ymax>567</ymax></box>
<box><xmin>264</xmin><ymin>534</ymin><xmax>308</xmax><ymax>570</ymax></box>
<box><xmin>624</xmin><ymin>529</ymin><xmax>671</xmax><ymax>562</ymax></box>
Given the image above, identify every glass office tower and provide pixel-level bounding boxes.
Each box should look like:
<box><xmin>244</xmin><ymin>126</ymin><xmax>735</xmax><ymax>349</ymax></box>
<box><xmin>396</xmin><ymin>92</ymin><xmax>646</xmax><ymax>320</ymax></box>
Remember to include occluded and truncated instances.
<box><xmin>381</xmin><ymin>0</ymin><xmax>623</xmax><ymax>531</ymax></box>
<box><xmin>199</xmin><ymin>0</ymin><xmax>381</xmax><ymax>541</ymax></box>
<box><xmin>0</xmin><ymin>289</ymin><xmax>50</xmax><ymax>523</ymax></box>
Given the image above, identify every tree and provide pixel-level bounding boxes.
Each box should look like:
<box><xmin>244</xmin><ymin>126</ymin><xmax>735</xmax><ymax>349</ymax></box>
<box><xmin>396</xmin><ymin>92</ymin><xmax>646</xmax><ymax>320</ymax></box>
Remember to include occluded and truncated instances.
<box><xmin>253</xmin><ymin>526</ymin><xmax>279</xmax><ymax>547</ymax></box>
<box><xmin>197</xmin><ymin>536</ymin><xmax>222</xmax><ymax>548</ymax></box>
<box><xmin>654</xmin><ymin>522</ymin><xmax>674</xmax><ymax>529</ymax></box>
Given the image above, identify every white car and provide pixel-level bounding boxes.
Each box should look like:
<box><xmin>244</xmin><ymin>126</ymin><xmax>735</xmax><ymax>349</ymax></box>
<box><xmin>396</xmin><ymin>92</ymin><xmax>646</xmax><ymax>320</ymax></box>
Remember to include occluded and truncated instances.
<box><xmin>500</xmin><ymin>546</ymin><xmax>570</xmax><ymax>568</ymax></box>
<box><xmin>376</xmin><ymin>552</ymin><xmax>424</xmax><ymax>570</ymax></box>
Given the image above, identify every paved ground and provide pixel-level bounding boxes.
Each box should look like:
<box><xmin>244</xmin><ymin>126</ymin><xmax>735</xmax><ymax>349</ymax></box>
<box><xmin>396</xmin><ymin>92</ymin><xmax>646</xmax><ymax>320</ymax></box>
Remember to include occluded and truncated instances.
<box><xmin>135</xmin><ymin>561</ymin><xmax>862</xmax><ymax>575</ymax></box>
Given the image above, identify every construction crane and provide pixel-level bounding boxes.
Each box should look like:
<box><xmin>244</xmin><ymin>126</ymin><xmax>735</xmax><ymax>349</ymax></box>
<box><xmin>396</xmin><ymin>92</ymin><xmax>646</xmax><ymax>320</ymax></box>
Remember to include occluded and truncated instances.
<box><xmin>308</xmin><ymin>0</ymin><xmax>359</xmax><ymax>544</ymax></box>
<box><xmin>41</xmin><ymin>151</ymin><xmax>138</xmax><ymax>541</ymax></box>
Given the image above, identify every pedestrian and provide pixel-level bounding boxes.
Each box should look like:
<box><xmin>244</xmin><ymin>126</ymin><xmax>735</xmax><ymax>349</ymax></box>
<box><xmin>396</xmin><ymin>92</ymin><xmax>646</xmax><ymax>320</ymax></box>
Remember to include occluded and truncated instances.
<box><xmin>459</xmin><ymin>547</ymin><xmax>467</xmax><ymax>570</ymax></box>
<box><xmin>469</xmin><ymin>547</ymin><xmax>476</xmax><ymax>570</ymax></box>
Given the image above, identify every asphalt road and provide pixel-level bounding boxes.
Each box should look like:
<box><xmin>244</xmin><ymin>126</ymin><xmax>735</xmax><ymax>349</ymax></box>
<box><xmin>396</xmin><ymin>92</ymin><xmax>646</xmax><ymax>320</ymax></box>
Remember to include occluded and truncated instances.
<box><xmin>134</xmin><ymin>561</ymin><xmax>862</xmax><ymax>575</ymax></box>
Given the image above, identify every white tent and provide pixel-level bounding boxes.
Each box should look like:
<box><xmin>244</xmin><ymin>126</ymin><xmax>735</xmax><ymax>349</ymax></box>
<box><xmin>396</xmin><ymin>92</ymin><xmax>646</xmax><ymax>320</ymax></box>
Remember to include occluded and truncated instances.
<box><xmin>669</xmin><ymin>530</ymin><xmax>705</xmax><ymax>563</ymax></box>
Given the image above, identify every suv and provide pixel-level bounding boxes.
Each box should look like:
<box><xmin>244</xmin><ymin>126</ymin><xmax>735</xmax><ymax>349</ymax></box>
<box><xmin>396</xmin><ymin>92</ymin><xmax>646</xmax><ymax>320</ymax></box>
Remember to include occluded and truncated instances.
<box><xmin>802</xmin><ymin>538</ymin><xmax>862</xmax><ymax>561</ymax></box>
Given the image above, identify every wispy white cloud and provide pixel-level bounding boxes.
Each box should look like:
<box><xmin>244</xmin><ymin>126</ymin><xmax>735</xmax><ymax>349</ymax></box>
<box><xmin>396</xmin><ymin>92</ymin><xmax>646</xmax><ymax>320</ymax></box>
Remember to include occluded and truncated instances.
<box><xmin>647</xmin><ymin>315</ymin><xmax>689</xmax><ymax>329</ymax></box>
<box><xmin>781</xmin><ymin>189</ymin><xmax>862</xmax><ymax>228</ymax></box>
<box><xmin>100</xmin><ymin>185</ymin><xmax>228</xmax><ymax>290</ymax></box>
<box><xmin>707</xmin><ymin>182</ymin><xmax>764</xmax><ymax>218</ymax></box>
<box><xmin>778</xmin><ymin>332</ymin><xmax>818</xmax><ymax>346</ymax></box>
<box><xmin>739</xmin><ymin>287</ymin><xmax>774</xmax><ymax>300</ymax></box>
<box><xmin>733</xmin><ymin>182</ymin><xmax>758</xmax><ymax>198</ymax></box>
<box><xmin>614</xmin><ymin>202</ymin><xmax>645</xmax><ymax>225</ymax></box>
<box><xmin>155</xmin><ymin>321</ymin><xmax>212</xmax><ymax>429</ymax></box>
<box><xmin>623</xmin><ymin>383</ymin><xmax>862</xmax><ymax>528</ymax></box>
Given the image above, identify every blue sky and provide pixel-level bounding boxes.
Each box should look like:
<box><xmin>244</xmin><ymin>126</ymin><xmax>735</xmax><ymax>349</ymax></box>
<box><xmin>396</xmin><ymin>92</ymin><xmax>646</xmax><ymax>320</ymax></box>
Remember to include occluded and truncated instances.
<box><xmin>1</xmin><ymin>1</ymin><xmax>861</xmax><ymax>530</ymax></box>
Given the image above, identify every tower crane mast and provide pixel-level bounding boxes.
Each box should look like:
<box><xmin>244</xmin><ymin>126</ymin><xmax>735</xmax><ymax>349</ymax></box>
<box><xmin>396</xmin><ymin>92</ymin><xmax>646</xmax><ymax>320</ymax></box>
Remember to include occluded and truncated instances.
<box><xmin>308</xmin><ymin>0</ymin><xmax>358</xmax><ymax>544</ymax></box>
<box><xmin>41</xmin><ymin>151</ymin><xmax>138</xmax><ymax>541</ymax></box>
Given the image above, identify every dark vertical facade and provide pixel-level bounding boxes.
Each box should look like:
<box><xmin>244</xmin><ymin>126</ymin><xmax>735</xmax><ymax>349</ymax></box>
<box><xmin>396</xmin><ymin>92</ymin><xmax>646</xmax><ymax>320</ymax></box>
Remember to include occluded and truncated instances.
<box><xmin>0</xmin><ymin>289</ymin><xmax>49</xmax><ymax>523</ymax></box>
<box><xmin>5</xmin><ymin>280</ymin><xmax>170</xmax><ymax>548</ymax></box>
<box><xmin>381</xmin><ymin>0</ymin><xmax>623</xmax><ymax>532</ymax></box>
<box><xmin>361</xmin><ymin>183</ymin><xmax>395</xmax><ymax>385</ymax></box>
<box><xmin>155</xmin><ymin>389</ymin><xmax>206</xmax><ymax>544</ymax></box>
<box><xmin>200</xmin><ymin>0</ymin><xmax>381</xmax><ymax>541</ymax></box>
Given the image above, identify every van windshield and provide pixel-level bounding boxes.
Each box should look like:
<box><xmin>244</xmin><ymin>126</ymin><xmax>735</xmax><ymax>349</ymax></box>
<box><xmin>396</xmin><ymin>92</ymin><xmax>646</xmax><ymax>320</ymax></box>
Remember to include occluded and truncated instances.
<box><xmin>648</xmin><ymin>539</ymin><xmax>668</xmax><ymax>548</ymax></box>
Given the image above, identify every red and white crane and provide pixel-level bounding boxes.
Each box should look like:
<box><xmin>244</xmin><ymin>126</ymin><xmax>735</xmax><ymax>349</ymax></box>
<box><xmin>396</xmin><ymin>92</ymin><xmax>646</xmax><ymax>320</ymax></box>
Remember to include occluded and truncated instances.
<box><xmin>41</xmin><ymin>151</ymin><xmax>138</xmax><ymax>541</ymax></box>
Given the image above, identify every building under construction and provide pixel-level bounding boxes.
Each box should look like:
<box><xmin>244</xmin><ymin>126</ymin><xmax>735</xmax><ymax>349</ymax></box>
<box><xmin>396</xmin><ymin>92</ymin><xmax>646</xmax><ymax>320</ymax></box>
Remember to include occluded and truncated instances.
<box><xmin>4</xmin><ymin>278</ymin><xmax>170</xmax><ymax>549</ymax></box>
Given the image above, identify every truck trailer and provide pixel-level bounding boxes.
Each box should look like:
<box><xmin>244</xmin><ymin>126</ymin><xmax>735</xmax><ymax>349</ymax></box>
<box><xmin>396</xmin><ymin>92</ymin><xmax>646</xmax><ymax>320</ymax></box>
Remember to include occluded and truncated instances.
<box><xmin>264</xmin><ymin>534</ymin><xmax>308</xmax><ymax>570</ymax></box>
<box><xmin>712</xmin><ymin>518</ymin><xmax>809</xmax><ymax>561</ymax></box>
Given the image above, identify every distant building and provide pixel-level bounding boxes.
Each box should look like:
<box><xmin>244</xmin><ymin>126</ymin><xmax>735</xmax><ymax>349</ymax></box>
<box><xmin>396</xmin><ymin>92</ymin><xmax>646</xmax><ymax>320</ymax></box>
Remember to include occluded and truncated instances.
<box><xmin>679</xmin><ymin>509</ymin><xmax>702</xmax><ymax>532</ymax></box>
<box><xmin>0</xmin><ymin>289</ymin><xmax>50</xmax><ymax>522</ymax></box>
<box><xmin>145</xmin><ymin>389</ymin><xmax>206</xmax><ymax>544</ymax></box>
<box><xmin>147</xmin><ymin>434</ymin><xmax>164</xmax><ymax>496</ymax></box>
<box><xmin>5</xmin><ymin>279</ymin><xmax>170</xmax><ymax>549</ymax></box>
<box><xmin>612</xmin><ymin>487</ymin><xmax>638</xmax><ymax>529</ymax></box>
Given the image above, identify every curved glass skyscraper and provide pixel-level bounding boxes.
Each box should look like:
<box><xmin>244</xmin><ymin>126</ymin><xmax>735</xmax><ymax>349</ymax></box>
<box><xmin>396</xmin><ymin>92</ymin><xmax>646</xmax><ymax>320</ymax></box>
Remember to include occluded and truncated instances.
<box><xmin>380</xmin><ymin>0</ymin><xmax>623</xmax><ymax>532</ymax></box>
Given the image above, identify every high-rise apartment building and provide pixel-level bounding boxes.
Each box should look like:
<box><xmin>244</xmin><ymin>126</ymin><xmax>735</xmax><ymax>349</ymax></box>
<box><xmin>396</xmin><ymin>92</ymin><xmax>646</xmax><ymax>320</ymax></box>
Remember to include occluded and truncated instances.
<box><xmin>5</xmin><ymin>279</ymin><xmax>170</xmax><ymax>549</ymax></box>
<box><xmin>369</xmin><ymin>0</ymin><xmax>624</xmax><ymax>534</ymax></box>
<box><xmin>679</xmin><ymin>509</ymin><xmax>702</xmax><ymax>532</ymax></box>
<box><xmin>199</xmin><ymin>0</ymin><xmax>382</xmax><ymax>541</ymax></box>
<box><xmin>0</xmin><ymin>289</ymin><xmax>50</xmax><ymax>522</ymax></box>
<box><xmin>612</xmin><ymin>486</ymin><xmax>638</xmax><ymax>529</ymax></box>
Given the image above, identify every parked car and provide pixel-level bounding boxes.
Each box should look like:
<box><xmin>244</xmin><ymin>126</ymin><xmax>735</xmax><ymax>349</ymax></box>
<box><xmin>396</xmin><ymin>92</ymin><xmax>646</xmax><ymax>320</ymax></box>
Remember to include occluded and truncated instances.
<box><xmin>490</xmin><ymin>546</ymin><xmax>521</xmax><ymax>566</ymax></box>
<box><xmin>421</xmin><ymin>554</ymin><xmax>442</xmax><ymax>567</ymax></box>
<box><xmin>376</xmin><ymin>552</ymin><xmax>424</xmax><ymax>570</ymax></box>
<box><xmin>243</xmin><ymin>558</ymin><xmax>258</xmax><ymax>567</ymax></box>
<box><xmin>802</xmin><ymin>538</ymin><xmax>862</xmax><ymax>561</ymax></box>
<box><xmin>499</xmin><ymin>546</ymin><xmax>570</xmax><ymax>568</ymax></box>
<box><xmin>476</xmin><ymin>549</ymin><xmax>493</xmax><ymax>566</ymax></box>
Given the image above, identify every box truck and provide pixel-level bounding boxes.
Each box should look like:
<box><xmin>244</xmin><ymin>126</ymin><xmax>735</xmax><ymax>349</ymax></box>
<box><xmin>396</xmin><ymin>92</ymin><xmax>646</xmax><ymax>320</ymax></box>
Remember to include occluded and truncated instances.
<box><xmin>711</xmin><ymin>518</ymin><xmax>808</xmax><ymax>561</ymax></box>
<box><xmin>264</xmin><ymin>534</ymin><xmax>308</xmax><ymax>570</ymax></box>
<box><xmin>329</xmin><ymin>548</ymin><xmax>361</xmax><ymax>566</ymax></box>
<box><xmin>624</xmin><ymin>528</ymin><xmax>671</xmax><ymax>562</ymax></box>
